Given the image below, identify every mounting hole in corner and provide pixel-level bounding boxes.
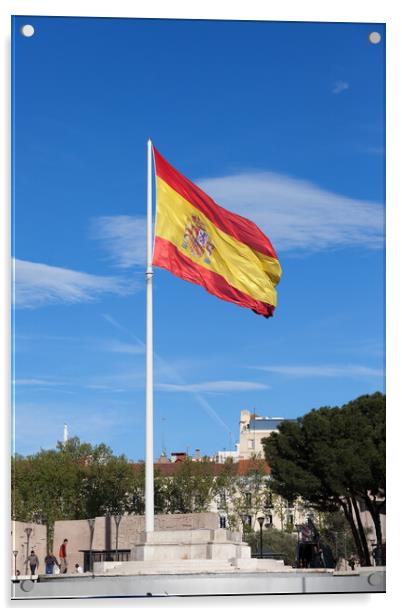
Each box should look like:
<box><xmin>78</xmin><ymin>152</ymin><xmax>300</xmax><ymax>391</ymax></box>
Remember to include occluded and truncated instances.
<box><xmin>21</xmin><ymin>24</ymin><xmax>35</xmax><ymax>38</ymax></box>
<box><xmin>368</xmin><ymin>32</ymin><xmax>381</xmax><ymax>45</ymax></box>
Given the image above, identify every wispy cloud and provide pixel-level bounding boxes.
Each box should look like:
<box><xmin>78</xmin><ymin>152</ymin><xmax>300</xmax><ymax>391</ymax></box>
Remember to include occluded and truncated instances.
<box><xmin>158</xmin><ymin>380</ymin><xmax>270</xmax><ymax>393</ymax></box>
<box><xmin>13</xmin><ymin>258</ymin><xmax>135</xmax><ymax>309</ymax></box>
<box><xmin>253</xmin><ymin>364</ymin><xmax>383</xmax><ymax>378</ymax></box>
<box><xmin>197</xmin><ymin>172</ymin><xmax>383</xmax><ymax>252</ymax></box>
<box><xmin>330</xmin><ymin>337</ymin><xmax>384</xmax><ymax>359</ymax></box>
<box><xmin>83</xmin><ymin>369</ymin><xmax>144</xmax><ymax>392</ymax></box>
<box><xmin>13</xmin><ymin>378</ymin><xmax>65</xmax><ymax>386</ymax></box>
<box><xmin>101</xmin><ymin>313</ymin><xmax>126</xmax><ymax>331</ymax></box>
<box><xmin>332</xmin><ymin>80</ymin><xmax>349</xmax><ymax>94</ymax></box>
<box><xmin>91</xmin><ymin>215</ymin><xmax>146</xmax><ymax>268</ymax></box>
<box><xmin>101</xmin><ymin>339</ymin><xmax>144</xmax><ymax>355</ymax></box>
<box><xmin>85</xmin><ymin>384</ymin><xmax>127</xmax><ymax>393</ymax></box>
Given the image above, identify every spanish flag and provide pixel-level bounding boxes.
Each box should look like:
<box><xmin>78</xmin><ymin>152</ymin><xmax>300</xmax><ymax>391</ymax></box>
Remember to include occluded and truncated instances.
<box><xmin>152</xmin><ymin>148</ymin><xmax>282</xmax><ymax>317</ymax></box>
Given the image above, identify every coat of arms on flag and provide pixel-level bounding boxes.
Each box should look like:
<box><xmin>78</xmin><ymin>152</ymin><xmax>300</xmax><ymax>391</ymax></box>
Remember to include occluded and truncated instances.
<box><xmin>182</xmin><ymin>214</ymin><xmax>215</xmax><ymax>264</ymax></box>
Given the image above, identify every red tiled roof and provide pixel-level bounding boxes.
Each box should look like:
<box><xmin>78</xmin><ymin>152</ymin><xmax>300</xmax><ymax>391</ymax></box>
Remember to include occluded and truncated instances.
<box><xmin>237</xmin><ymin>459</ymin><xmax>271</xmax><ymax>475</ymax></box>
<box><xmin>130</xmin><ymin>458</ymin><xmax>271</xmax><ymax>477</ymax></box>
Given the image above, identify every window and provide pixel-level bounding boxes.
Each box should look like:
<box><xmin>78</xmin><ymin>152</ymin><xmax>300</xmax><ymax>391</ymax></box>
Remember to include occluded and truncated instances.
<box><xmin>219</xmin><ymin>491</ymin><xmax>226</xmax><ymax>508</ymax></box>
<box><xmin>265</xmin><ymin>514</ymin><xmax>273</xmax><ymax>527</ymax></box>
<box><xmin>245</xmin><ymin>492</ymin><xmax>252</xmax><ymax>506</ymax></box>
<box><xmin>264</xmin><ymin>491</ymin><xmax>273</xmax><ymax>509</ymax></box>
<box><xmin>219</xmin><ymin>516</ymin><xmax>227</xmax><ymax>528</ymax></box>
<box><xmin>243</xmin><ymin>515</ymin><xmax>252</xmax><ymax>527</ymax></box>
<box><xmin>248</xmin><ymin>440</ymin><xmax>255</xmax><ymax>449</ymax></box>
<box><xmin>286</xmin><ymin>514</ymin><xmax>294</xmax><ymax>526</ymax></box>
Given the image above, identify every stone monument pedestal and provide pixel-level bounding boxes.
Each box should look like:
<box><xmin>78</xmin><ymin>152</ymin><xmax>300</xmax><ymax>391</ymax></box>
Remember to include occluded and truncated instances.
<box><xmin>93</xmin><ymin>528</ymin><xmax>292</xmax><ymax>575</ymax></box>
<box><xmin>132</xmin><ymin>528</ymin><xmax>250</xmax><ymax>561</ymax></box>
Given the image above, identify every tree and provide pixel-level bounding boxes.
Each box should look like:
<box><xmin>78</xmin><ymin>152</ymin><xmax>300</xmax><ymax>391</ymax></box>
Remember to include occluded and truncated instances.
<box><xmin>214</xmin><ymin>459</ymin><xmax>240</xmax><ymax>530</ymax></box>
<box><xmin>80</xmin><ymin>455</ymin><xmax>135</xmax><ymax>518</ymax></box>
<box><xmin>232</xmin><ymin>456</ymin><xmax>271</xmax><ymax>529</ymax></box>
<box><xmin>163</xmin><ymin>458</ymin><xmax>219</xmax><ymax>514</ymax></box>
<box><xmin>12</xmin><ymin>446</ymin><xmax>84</xmax><ymax>549</ymax></box>
<box><xmin>244</xmin><ymin>527</ymin><xmax>297</xmax><ymax>565</ymax></box>
<box><xmin>339</xmin><ymin>393</ymin><xmax>385</xmax><ymax>547</ymax></box>
<box><xmin>263</xmin><ymin>393</ymin><xmax>385</xmax><ymax>566</ymax></box>
<box><xmin>129</xmin><ymin>463</ymin><xmax>145</xmax><ymax>514</ymax></box>
<box><xmin>214</xmin><ymin>456</ymin><xmax>273</xmax><ymax>531</ymax></box>
<box><xmin>12</xmin><ymin>437</ymin><xmax>137</xmax><ymax>548</ymax></box>
<box><xmin>317</xmin><ymin>510</ymin><xmax>365</xmax><ymax>564</ymax></box>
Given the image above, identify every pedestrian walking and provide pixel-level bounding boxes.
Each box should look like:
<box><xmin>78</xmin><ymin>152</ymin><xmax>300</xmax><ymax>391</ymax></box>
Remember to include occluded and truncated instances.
<box><xmin>25</xmin><ymin>550</ymin><xmax>39</xmax><ymax>576</ymax></box>
<box><xmin>348</xmin><ymin>556</ymin><xmax>356</xmax><ymax>571</ymax></box>
<box><xmin>44</xmin><ymin>551</ymin><xmax>59</xmax><ymax>575</ymax></box>
<box><xmin>59</xmin><ymin>538</ymin><xmax>69</xmax><ymax>574</ymax></box>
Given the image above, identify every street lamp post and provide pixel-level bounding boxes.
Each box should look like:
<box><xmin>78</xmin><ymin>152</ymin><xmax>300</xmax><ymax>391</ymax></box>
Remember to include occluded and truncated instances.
<box><xmin>330</xmin><ymin>530</ymin><xmax>339</xmax><ymax>568</ymax></box>
<box><xmin>13</xmin><ymin>550</ymin><xmax>18</xmax><ymax>577</ymax></box>
<box><xmin>334</xmin><ymin>531</ymin><xmax>338</xmax><ymax>562</ymax></box>
<box><xmin>24</xmin><ymin>528</ymin><xmax>32</xmax><ymax>575</ymax></box>
<box><xmin>87</xmin><ymin>518</ymin><xmax>96</xmax><ymax>573</ymax></box>
<box><xmin>344</xmin><ymin>531</ymin><xmax>347</xmax><ymax>571</ymax></box>
<box><xmin>257</xmin><ymin>515</ymin><xmax>265</xmax><ymax>559</ymax></box>
<box><xmin>113</xmin><ymin>515</ymin><xmax>122</xmax><ymax>560</ymax></box>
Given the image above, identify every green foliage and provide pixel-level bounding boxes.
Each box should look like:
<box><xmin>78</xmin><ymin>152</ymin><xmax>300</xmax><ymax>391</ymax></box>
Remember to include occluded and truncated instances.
<box><xmin>213</xmin><ymin>459</ymin><xmax>240</xmax><ymax>529</ymax></box>
<box><xmin>233</xmin><ymin>462</ymin><xmax>270</xmax><ymax>524</ymax></box>
<box><xmin>162</xmin><ymin>458</ymin><xmax>219</xmax><ymax>514</ymax></box>
<box><xmin>245</xmin><ymin>527</ymin><xmax>298</xmax><ymax>565</ymax></box>
<box><xmin>214</xmin><ymin>456</ymin><xmax>272</xmax><ymax>530</ymax></box>
<box><xmin>80</xmin><ymin>455</ymin><xmax>135</xmax><ymax>518</ymax></box>
<box><xmin>129</xmin><ymin>463</ymin><xmax>145</xmax><ymax>514</ymax></box>
<box><xmin>12</xmin><ymin>438</ymin><xmax>137</xmax><ymax>547</ymax></box>
<box><xmin>262</xmin><ymin>392</ymin><xmax>385</xmax><ymax>564</ymax></box>
<box><xmin>317</xmin><ymin>510</ymin><xmax>361</xmax><ymax>561</ymax></box>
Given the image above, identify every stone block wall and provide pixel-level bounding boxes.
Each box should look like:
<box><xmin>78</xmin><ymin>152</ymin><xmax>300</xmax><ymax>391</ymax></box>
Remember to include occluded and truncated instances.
<box><xmin>53</xmin><ymin>518</ymin><xmax>95</xmax><ymax>573</ymax></box>
<box><xmin>11</xmin><ymin>520</ymin><xmax>47</xmax><ymax>576</ymax></box>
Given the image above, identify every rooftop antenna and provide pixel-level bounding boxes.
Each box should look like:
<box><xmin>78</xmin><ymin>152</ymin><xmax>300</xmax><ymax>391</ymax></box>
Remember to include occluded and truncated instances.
<box><xmin>161</xmin><ymin>417</ymin><xmax>166</xmax><ymax>456</ymax></box>
<box><xmin>63</xmin><ymin>423</ymin><xmax>69</xmax><ymax>445</ymax></box>
<box><xmin>253</xmin><ymin>407</ymin><xmax>256</xmax><ymax>452</ymax></box>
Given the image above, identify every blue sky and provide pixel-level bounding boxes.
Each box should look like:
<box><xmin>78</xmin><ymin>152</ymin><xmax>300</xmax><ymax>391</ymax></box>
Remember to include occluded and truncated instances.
<box><xmin>12</xmin><ymin>16</ymin><xmax>385</xmax><ymax>459</ymax></box>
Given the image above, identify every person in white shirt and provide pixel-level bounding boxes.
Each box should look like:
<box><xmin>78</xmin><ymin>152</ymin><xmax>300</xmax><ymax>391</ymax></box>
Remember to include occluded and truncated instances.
<box><xmin>74</xmin><ymin>563</ymin><xmax>83</xmax><ymax>574</ymax></box>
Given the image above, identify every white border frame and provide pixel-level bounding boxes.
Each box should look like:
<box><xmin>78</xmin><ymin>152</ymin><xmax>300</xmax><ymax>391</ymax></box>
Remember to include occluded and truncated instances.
<box><xmin>2</xmin><ymin>1</ymin><xmax>400</xmax><ymax>612</ymax></box>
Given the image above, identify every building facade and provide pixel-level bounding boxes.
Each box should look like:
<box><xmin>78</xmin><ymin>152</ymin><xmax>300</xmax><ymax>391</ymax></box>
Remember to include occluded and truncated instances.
<box><xmin>238</xmin><ymin>409</ymin><xmax>287</xmax><ymax>459</ymax></box>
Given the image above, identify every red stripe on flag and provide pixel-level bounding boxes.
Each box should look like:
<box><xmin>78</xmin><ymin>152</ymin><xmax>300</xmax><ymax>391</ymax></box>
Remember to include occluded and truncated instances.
<box><xmin>153</xmin><ymin>147</ymin><xmax>278</xmax><ymax>260</ymax></box>
<box><xmin>153</xmin><ymin>236</ymin><xmax>275</xmax><ymax>318</ymax></box>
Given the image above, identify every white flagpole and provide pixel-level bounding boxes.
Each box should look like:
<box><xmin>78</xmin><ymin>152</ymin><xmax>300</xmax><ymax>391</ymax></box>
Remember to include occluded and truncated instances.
<box><xmin>145</xmin><ymin>138</ymin><xmax>154</xmax><ymax>533</ymax></box>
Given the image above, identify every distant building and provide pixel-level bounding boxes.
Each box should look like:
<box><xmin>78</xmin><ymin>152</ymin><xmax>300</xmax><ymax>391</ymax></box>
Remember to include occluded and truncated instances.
<box><xmin>170</xmin><ymin>452</ymin><xmax>187</xmax><ymax>463</ymax></box>
<box><xmin>213</xmin><ymin>409</ymin><xmax>290</xmax><ymax>463</ymax></box>
<box><xmin>239</xmin><ymin>409</ymin><xmax>288</xmax><ymax>459</ymax></box>
<box><xmin>157</xmin><ymin>448</ymin><xmax>204</xmax><ymax>464</ymax></box>
<box><xmin>158</xmin><ymin>410</ymin><xmax>289</xmax><ymax>465</ymax></box>
<box><xmin>215</xmin><ymin>443</ymin><xmax>240</xmax><ymax>464</ymax></box>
